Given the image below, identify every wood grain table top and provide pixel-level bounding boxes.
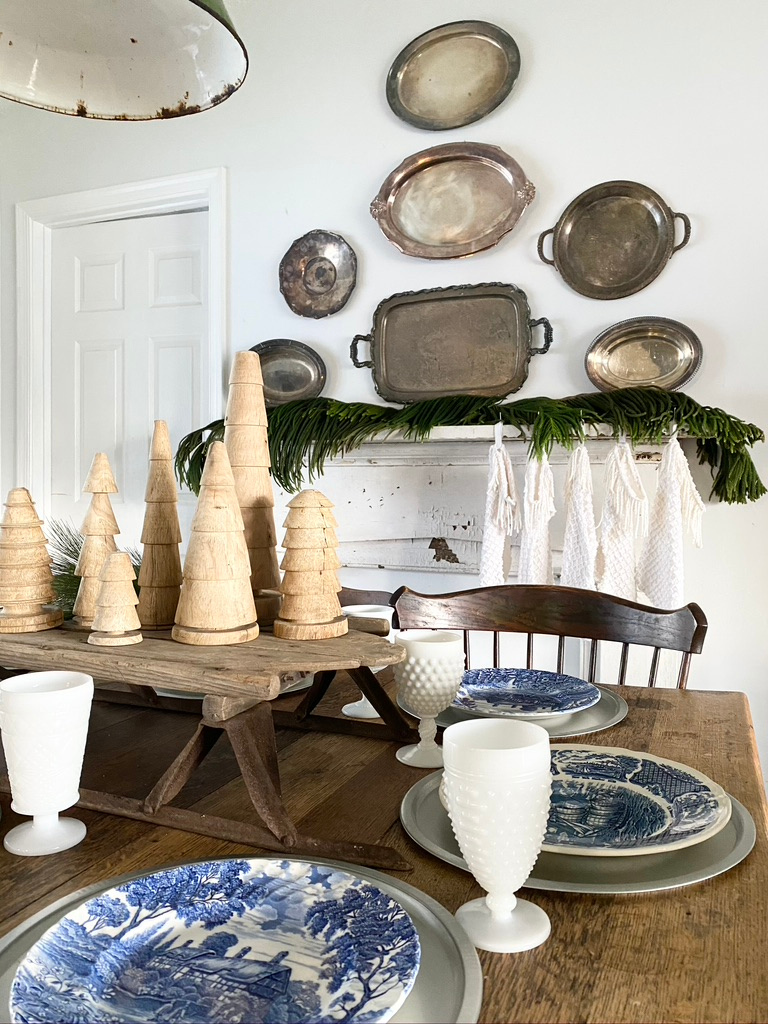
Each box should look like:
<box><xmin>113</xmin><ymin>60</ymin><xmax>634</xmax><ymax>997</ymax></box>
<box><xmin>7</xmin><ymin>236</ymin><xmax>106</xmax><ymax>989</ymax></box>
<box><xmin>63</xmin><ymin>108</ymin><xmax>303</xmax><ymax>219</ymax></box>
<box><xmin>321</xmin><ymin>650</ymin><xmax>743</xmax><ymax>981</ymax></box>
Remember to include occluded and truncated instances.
<box><xmin>0</xmin><ymin>676</ymin><xmax>766</xmax><ymax>1023</ymax></box>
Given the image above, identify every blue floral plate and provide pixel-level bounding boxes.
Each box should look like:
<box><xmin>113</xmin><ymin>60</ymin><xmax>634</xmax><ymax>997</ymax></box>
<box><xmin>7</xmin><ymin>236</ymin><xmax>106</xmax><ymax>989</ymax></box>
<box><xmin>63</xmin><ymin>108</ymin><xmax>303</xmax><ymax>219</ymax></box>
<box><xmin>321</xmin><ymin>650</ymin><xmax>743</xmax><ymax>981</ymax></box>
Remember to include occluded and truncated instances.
<box><xmin>452</xmin><ymin>667</ymin><xmax>601</xmax><ymax>718</ymax></box>
<box><xmin>544</xmin><ymin>745</ymin><xmax>733</xmax><ymax>857</ymax></box>
<box><xmin>10</xmin><ymin>858</ymin><xmax>421</xmax><ymax>1024</ymax></box>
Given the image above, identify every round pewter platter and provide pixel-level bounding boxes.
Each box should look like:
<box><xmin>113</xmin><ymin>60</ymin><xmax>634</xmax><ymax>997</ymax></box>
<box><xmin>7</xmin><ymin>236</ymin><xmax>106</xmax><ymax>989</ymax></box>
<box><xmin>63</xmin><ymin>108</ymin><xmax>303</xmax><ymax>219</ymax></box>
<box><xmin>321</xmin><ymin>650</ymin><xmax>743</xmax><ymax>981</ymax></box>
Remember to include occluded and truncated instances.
<box><xmin>386</xmin><ymin>20</ymin><xmax>521</xmax><ymax>131</ymax></box>
<box><xmin>278</xmin><ymin>229</ymin><xmax>357</xmax><ymax>318</ymax></box>
<box><xmin>0</xmin><ymin>858</ymin><xmax>483</xmax><ymax>1024</ymax></box>
<box><xmin>400</xmin><ymin>772</ymin><xmax>756</xmax><ymax>894</ymax></box>
<box><xmin>400</xmin><ymin>684</ymin><xmax>629</xmax><ymax>738</ymax></box>
<box><xmin>585</xmin><ymin>316</ymin><xmax>702</xmax><ymax>391</ymax></box>
<box><xmin>250</xmin><ymin>339</ymin><xmax>326</xmax><ymax>406</ymax></box>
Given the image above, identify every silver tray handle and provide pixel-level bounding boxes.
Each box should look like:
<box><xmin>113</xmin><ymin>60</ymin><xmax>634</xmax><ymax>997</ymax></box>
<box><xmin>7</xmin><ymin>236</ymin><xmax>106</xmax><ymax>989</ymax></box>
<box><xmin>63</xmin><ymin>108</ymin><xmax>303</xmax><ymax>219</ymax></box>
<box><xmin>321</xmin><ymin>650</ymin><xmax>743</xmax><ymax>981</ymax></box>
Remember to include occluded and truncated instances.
<box><xmin>529</xmin><ymin>317</ymin><xmax>553</xmax><ymax>355</ymax></box>
<box><xmin>672</xmin><ymin>212</ymin><xmax>692</xmax><ymax>254</ymax></box>
<box><xmin>350</xmin><ymin>334</ymin><xmax>374</xmax><ymax>368</ymax></box>
<box><xmin>537</xmin><ymin>227</ymin><xmax>556</xmax><ymax>266</ymax></box>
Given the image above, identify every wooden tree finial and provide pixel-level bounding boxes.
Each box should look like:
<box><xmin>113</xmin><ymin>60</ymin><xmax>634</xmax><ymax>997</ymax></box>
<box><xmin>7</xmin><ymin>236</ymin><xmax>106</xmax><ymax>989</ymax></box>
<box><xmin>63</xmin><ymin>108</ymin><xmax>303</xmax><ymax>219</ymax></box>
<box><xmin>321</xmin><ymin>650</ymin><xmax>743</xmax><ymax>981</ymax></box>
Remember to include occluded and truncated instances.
<box><xmin>0</xmin><ymin>488</ymin><xmax>62</xmax><ymax>633</ymax></box>
<box><xmin>72</xmin><ymin>453</ymin><xmax>121</xmax><ymax>629</ymax></box>
<box><xmin>88</xmin><ymin>551</ymin><xmax>143</xmax><ymax>646</ymax></box>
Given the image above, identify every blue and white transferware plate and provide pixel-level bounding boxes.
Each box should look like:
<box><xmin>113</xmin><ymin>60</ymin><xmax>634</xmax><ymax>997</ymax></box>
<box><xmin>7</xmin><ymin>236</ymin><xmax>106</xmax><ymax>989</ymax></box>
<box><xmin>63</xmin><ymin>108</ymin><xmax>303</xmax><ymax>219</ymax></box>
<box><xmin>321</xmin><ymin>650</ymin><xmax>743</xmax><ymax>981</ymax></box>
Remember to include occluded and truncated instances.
<box><xmin>10</xmin><ymin>858</ymin><xmax>421</xmax><ymax>1024</ymax></box>
<box><xmin>544</xmin><ymin>745</ymin><xmax>732</xmax><ymax>857</ymax></box>
<box><xmin>452</xmin><ymin>667</ymin><xmax>601</xmax><ymax>718</ymax></box>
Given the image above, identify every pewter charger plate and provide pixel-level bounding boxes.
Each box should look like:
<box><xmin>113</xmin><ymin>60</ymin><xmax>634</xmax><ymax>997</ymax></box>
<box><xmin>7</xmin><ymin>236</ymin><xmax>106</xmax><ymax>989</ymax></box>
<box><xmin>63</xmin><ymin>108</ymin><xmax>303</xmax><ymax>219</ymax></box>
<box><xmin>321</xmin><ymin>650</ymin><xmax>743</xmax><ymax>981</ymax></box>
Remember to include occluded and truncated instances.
<box><xmin>399</xmin><ymin>684</ymin><xmax>628</xmax><ymax>739</ymax></box>
<box><xmin>585</xmin><ymin>316</ymin><xmax>702</xmax><ymax>392</ymax></box>
<box><xmin>400</xmin><ymin>772</ymin><xmax>755</xmax><ymax>894</ymax></box>
<box><xmin>0</xmin><ymin>857</ymin><xmax>482</xmax><ymax>1024</ymax></box>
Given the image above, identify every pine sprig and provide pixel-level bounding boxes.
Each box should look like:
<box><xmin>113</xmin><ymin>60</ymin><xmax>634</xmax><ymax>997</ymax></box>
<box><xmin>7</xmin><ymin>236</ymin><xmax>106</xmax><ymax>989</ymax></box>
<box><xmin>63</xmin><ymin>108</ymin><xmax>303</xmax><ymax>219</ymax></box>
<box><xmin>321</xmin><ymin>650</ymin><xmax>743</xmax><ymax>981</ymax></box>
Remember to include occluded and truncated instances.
<box><xmin>174</xmin><ymin>389</ymin><xmax>765</xmax><ymax>505</ymax></box>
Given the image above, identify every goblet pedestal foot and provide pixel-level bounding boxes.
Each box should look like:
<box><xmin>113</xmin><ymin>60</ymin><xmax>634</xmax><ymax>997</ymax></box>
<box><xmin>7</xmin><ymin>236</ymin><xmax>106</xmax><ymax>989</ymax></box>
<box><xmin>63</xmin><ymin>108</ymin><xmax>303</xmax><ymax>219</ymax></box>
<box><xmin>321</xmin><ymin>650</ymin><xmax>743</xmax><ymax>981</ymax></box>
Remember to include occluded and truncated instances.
<box><xmin>396</xmin><ymin>741</ymin><xmax>443</xmax><ymax>768</ymax></box>
<box><xmin>456</xmin><ymin>895</ymin><xmax>550</xmax><ymax>953</ymax></box>
<box><xmin>342</xmin><ymin>695</ymin><xmax>380</xmax><ymax>719</ymax></box>
<box><xmin>4</xmin><ymin>814</ymin><xmax>87</xmax><ymax>857</ymax></box>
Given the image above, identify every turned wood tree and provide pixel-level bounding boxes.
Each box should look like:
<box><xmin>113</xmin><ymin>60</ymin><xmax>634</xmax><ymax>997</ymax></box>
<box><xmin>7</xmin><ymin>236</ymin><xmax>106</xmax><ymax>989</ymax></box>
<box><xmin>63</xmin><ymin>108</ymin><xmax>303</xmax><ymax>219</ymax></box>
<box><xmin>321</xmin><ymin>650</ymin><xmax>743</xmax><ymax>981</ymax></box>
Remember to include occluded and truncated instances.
<box><xmin>273</xmin><ymin>490</ymin><xmax>347</xmax><ymax>640</ymax></box>
<box><xmin>172</xmin><ymin>441</ymin><xmax>260</xmax><ymax>646</ymax></box>
<box><xmin>137</xmin><ymin>420</ymin><xmax>183</xmax><ymax>630</ymax></box>
<box><xmin>0</xmin><ymin>487</ymin><xmax>63</xmax><ymax>633</ymax></box>
<box><xmin>224</xmin><ymin>350</ymin><xmax>282</xmax><ymax>625</ymax></box>
<box><xmin>72</xmin><ymin>453</ymin><xmax>120</xmax><ymax>629</ymax></box>
<box><xmin>88</xmin><ymin>551</ymin><xmax>143</xmax><ymax>647</ymax></box>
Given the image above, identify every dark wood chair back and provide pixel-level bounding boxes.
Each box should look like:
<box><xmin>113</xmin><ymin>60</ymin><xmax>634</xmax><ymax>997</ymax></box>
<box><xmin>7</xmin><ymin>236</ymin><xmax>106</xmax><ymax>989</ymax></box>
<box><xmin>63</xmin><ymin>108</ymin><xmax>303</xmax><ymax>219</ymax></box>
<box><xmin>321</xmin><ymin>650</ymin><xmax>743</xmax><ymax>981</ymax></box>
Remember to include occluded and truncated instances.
<box><xmin>339</xmin><ymin>586</ymin><xmax>394</xmax><ymax>608</ymax></box>
<box><xmin>390</xmin><ymin>584</ymin><xmax>707</xmax><ymax>689</ymax></box>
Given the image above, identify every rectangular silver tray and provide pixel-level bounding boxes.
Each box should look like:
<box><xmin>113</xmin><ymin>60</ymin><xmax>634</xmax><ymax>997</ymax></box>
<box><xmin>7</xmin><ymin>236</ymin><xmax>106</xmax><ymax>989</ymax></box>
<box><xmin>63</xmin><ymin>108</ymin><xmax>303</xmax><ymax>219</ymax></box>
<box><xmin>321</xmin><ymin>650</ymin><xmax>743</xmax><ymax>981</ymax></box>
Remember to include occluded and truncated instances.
<box><xmin>351</xmin><ymin>283</ymin><xmax>552</xmax><ymax>403</ymax></box>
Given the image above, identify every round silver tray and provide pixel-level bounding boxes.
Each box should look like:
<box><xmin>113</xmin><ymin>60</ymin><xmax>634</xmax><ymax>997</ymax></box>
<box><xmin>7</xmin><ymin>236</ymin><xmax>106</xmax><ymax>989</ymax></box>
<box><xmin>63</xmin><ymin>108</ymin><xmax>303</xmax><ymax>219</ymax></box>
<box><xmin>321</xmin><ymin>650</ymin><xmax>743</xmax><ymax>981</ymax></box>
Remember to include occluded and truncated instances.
<box><xmin>250</xmin><ymin>338</ymin><xmax>326</xmax><ymax>406</ymax></box>
<box><xmin>386</xmin><ymin>20</ymin><xmax>521</xmax><ymax>131</ymax></box>
<box><xmin>0</xmin><ymin>856</ymin><xmax>483</xmax><ymax>1024</ymax></box>
<box><xmin>585</xmin><ymin>316</ymin><xmax>702</xmax><ymax>392</ymax></box>
<box><xmin>400</xmin><ymin>772</ymin><xmax>756</xmax><ymax>894</ymax></box>
<box><xmin>278</xmin><ymin>229</ymin><xmax>357</xmax><ymax>318</ymax></box>
<box><xmin>399</xmin><ymin>684</ymin><xmax>628</xmax><ymax>739</ymax></box>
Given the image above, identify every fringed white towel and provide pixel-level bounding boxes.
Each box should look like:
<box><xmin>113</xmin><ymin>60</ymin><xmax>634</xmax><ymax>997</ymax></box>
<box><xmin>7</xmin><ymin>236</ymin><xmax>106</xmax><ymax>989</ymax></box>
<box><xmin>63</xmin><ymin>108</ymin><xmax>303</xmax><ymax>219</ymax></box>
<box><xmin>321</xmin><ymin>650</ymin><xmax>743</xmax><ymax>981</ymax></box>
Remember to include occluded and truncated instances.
<box><xmin>478</xmin><ymin>422</ymin><xmax>521</xmax><ymax>586</ymax></box>
<box><xmin>637</xmin><ymin>435</ymin><xmax>704</xmax><ymax>608</ymax></box>
<box><xmin>517</xmin><ymin>451</ymin><xmax>555</xmax><ymax>585</ymax></box>
<box><xmin>560</xmin><ymin>444</ymin><xmax>598</xmax><ymax>590</ymax></box>
<box><xmin>596</xmin><ymin>439</ymin><xmax>648</xmax><ymax>600</ymax></box>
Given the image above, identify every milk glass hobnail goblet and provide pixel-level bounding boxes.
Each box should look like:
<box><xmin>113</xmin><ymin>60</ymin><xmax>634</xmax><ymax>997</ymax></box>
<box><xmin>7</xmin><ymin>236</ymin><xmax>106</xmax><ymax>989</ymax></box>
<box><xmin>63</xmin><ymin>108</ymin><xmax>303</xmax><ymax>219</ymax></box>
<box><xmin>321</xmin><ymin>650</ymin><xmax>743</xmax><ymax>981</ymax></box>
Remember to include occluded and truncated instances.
<box><xmin>392</xmin><ymin>630</ymin><xmax>465</xmax><ymax>768</ymax></box>
<box><xmin>442</xmin><ymin>718</ymin><xmax>552</xmax><ymax>953</ymax></box>
<box><xmin>0</xmin><ymin>671</ymin><xmax>94</xmax><ymax>856</ymax></box>
<box><xmin>340</xmin><ymin>604</ymin><xmax>396</xmax><ymax>720</ymax></box>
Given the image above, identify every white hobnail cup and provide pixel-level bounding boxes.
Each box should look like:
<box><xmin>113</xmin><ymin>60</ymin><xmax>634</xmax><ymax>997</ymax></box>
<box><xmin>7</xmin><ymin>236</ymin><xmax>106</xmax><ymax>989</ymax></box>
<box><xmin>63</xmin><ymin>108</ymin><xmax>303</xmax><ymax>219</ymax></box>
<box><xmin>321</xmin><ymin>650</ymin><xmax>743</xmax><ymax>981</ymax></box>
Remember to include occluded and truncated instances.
<box><xmin>392</xmin><ymin>630</ymin><xmax>465</xmax><ymax>768</ymax></box>
<box><xmin>340</xmin><ymin>604</ymin><xmax>396</xmax><ymax>720</ymax></box>
<box><xmin>0</xmin><ymin>671</ymin><xmax>94</xmax><ymax>856</ymax></box>
<box><xmin>442</xmin><ymin>718</ymin><xmax>552</xmax><ymax>953</ymax></box>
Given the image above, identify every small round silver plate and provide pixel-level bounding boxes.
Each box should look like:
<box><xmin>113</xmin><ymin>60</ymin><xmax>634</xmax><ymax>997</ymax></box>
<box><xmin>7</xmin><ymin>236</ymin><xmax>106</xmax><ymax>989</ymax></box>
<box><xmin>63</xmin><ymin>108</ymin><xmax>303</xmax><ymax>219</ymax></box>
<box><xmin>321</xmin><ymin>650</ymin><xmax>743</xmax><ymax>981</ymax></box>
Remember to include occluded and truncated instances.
<box><xmin>279</xmin><ymin>229</ymin><xmax>357</xmax><ymax>318</ymax></box>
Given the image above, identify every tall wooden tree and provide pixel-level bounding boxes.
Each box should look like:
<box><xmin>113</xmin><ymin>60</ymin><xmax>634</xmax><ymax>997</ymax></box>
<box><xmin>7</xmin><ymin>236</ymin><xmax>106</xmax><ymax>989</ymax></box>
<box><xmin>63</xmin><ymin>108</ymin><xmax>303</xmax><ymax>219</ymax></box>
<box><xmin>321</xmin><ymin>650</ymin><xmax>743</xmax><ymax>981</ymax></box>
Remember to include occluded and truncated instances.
<box><xmin>137</xmin><ymin>420</ymin><xmax>182</xmax><ymax>629</ymax></box>
<box><xmin>72</xmin><ymin>453</ymin><xmax>120</xmax><ymax>629</ymax></box>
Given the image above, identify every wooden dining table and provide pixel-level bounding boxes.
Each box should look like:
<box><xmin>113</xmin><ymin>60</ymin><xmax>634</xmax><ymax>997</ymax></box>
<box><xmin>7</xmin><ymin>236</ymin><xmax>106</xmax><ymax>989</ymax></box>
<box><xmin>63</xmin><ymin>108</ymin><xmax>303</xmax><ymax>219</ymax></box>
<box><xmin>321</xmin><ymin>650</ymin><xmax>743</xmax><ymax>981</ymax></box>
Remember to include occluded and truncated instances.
<box><xmin>0</xmin><ymin>673</ymin><xmax>766</xmax><ymax>1023</ymax></box>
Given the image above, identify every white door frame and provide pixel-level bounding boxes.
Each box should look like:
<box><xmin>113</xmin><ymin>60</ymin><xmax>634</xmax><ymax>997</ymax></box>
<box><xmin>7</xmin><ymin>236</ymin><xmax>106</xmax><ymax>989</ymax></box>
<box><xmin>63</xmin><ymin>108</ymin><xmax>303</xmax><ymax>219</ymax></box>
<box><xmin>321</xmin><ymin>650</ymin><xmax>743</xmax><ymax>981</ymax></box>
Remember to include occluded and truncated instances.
<box><xmin>16</xmin><ymin>167</ymin><xmax>227</xmax><ymax>516</ymax></box>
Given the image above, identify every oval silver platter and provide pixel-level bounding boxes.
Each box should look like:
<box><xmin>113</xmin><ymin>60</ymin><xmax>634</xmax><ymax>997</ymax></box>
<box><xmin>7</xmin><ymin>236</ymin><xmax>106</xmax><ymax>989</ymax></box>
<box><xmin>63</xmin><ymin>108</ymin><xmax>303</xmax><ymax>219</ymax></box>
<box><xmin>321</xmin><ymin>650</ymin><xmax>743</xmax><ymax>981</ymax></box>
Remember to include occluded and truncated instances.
<box><xmin>400</xmin><ymin>772</ymin><xmax>756</xmax><ymax>895</ymax></box>
<box><xmin>585</xmin><ymin>316</ymin><xmax>702</xmax><ymax>391</ymax></box>
<box><xmin>0</xmin><ymin>858</ymin><xmax>483</xmax><ymax>1024</ymax></box>
<box><xmin>371</xmin><ymin>143</ymin><xmax>535</xmax><ymax>259</ymax></box>
<box><xmin>250</xmin><ymin>338</ymin><xmax>326</xmax><ymax>406</ymax></box>
<box><xmin>350</xmin><ymin>282</ymin><xmax>552</xmax><ymax>404</ymax></box>
<box><xmin>399</xmin><ymin>684</ymin><xmax>628</xmax><ymax>739</ymax></box>
<box><xmin>538</xmin><ymin>180</ymin><xmax>691</xmax><ymax>298</ymax></box>
<box><xmin>386</xmin><ymin>20</ymin><xmax>521</xmax><ymax>131</ymax></box>
<box><xmin>278</xmin><ymin>229</ymin><xmax>357</xmax><ymax>318</ymax></box>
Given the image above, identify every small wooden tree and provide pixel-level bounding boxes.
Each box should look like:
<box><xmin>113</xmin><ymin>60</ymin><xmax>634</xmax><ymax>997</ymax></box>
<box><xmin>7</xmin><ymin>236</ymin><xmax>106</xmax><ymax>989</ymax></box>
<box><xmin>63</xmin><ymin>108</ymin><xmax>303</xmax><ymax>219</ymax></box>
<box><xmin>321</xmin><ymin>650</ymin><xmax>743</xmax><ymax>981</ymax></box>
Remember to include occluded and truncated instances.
<box><xmin>88</xmin><ymin>551</ymin><xmax>143</xmax><ymax>646</ymax></box>
<box><xmin>224</xmin><ymin>350</ymin><xmax>282</xmax><ymax>625</ymax></box>
<box><xmin>172</xmin><ymin>441</ymin><xmax>259</xmax><ymax>646</ymax></box>
<box><xmin>72</xmin><ymin>453</ymin><xmax>120</xmax><ymax>629</ymax></box>
<box><xmin>137</xmin><ymin>420</ymin><xmax>183</xmax><ymax>630</ymax></box>
<box><xmin>273</xmin><ymin>490</ymin><xmax>347</xmax><ymax>640</ymax></box>
<box><xmin>0</xmin><ymin>488</ymin><xmax>63</xmax><ymax>633</ymax></box>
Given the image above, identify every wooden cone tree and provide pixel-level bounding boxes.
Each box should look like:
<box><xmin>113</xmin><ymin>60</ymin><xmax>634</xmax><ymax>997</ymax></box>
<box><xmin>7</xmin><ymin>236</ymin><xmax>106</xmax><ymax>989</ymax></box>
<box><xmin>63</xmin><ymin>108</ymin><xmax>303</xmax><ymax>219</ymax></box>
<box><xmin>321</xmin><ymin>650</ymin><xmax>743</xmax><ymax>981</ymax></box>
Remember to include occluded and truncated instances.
<box><xmin>137</xmin><ymin>420</ymin><xmax>183</xmax><ymax>629</ymax></box>
<box><xmin>72</xmin><ymin>453</ymin><xmax>120</xmax><ymax>629</ymax></box>
<box><xmin>172</xmin><ymin>441</ymin><xmax>259</xmax><ymax>646</ymax></box>
<box><xmin>88</xmin><ymin>551</ymin><xmax>143</xmax><ymax>646</ymax></box>
<box><xmin>224</xmin><ymin>350</ymin><xmax>282</xmax><ymax>625</ymax></box>
<box><xmin>0</xmin><ymin>488</ymin><xmax>63</xmax><ymax>633</ymax></box>
<box><xmin>273</xmin><ymin>490</ymin><xmax>347</xmax><ymax>640</ymax></box>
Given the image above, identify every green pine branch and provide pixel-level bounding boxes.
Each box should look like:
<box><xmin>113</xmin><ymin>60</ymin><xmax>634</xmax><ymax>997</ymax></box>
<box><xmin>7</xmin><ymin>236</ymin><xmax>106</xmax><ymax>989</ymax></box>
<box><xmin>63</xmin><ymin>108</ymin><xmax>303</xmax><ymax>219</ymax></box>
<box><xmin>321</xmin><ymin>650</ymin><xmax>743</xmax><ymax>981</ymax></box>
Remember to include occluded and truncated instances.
<box><xmin>174</xmin><ymin>389</ymin><xmax>766</xmax><ymax>505</ymax></box>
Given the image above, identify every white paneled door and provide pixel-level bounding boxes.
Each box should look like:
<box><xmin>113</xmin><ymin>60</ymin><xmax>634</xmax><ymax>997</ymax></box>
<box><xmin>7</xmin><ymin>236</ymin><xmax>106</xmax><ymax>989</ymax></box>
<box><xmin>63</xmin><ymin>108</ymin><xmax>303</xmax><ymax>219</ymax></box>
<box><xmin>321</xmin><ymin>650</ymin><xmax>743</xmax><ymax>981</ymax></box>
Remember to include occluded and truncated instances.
<box><xmin>50</xmin><ymin>211</ymin><xmax>208</xmax><ymax>548</ymax></box>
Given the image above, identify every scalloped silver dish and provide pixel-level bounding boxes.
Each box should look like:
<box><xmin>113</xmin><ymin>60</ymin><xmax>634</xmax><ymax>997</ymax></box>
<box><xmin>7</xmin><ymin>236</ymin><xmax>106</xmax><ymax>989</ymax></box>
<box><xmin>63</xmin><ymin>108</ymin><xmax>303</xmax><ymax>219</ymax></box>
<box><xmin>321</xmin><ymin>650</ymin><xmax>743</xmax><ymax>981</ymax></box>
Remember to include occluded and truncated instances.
<box><xmin>278</xmin><ymin>230</ymin><xmax>357</xmax><ymax>318</ymax></box>
<box><xmin>386</xmin><ymin>20</ymin><xmax>521</xmax><ymax>131</ymax></box>
<box><xmin>371</xmin><ymin>143</ymin><xmax>535</xmax><ymax>259</ymax></box>
<box><xmin>585</xmin><ymin>316</ymin><xmax>702</xmax><ymax>391</ymax></box>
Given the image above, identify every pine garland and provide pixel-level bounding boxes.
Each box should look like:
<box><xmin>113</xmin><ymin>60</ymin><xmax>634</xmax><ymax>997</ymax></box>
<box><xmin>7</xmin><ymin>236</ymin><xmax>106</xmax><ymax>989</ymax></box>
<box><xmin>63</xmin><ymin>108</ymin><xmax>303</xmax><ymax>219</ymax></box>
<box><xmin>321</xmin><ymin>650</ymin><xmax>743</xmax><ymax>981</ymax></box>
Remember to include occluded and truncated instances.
<box><xmin>174</xmin><ymin>389</ymin><xmax>766</xmax><ymax>505</ymax></box>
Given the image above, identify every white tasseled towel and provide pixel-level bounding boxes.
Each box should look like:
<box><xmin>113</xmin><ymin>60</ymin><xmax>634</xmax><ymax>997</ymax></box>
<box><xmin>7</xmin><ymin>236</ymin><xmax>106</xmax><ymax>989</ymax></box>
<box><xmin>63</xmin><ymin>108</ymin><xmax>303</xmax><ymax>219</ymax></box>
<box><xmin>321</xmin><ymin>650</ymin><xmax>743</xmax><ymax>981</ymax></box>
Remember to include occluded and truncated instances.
<box><xmin>637</xmin><ymin>435</ymin><xmax>704</xmax><ymax>608</ymax></box>
<box><xmin>518</xmin><ymin>452</ymin><xmax>555</xmax><ymax>585</ymax></box>
<box><xmin>560</xmin><ymin>444</ymin><xmax>598</xmax><ymax>590</ymax></box>
<box><xmin>596</xmin><ymin>439</ymin><xmax>648</xmax><ymax>600</ymax></box>
<box><xmin>478</xmin><ymin>423</ymin><xmax>521</xmax><ymax>586</ymax></box>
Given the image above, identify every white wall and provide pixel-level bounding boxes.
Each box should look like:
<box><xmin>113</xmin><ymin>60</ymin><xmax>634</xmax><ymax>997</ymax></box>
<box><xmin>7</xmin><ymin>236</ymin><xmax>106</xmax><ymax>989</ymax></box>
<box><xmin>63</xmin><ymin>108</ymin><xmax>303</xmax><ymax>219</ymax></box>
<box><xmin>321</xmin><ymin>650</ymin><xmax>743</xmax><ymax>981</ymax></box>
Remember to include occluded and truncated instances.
<box><xmin>1</xmin><ymin>0</ymin><xmax>767</xmax><ymax>772</ymax></box>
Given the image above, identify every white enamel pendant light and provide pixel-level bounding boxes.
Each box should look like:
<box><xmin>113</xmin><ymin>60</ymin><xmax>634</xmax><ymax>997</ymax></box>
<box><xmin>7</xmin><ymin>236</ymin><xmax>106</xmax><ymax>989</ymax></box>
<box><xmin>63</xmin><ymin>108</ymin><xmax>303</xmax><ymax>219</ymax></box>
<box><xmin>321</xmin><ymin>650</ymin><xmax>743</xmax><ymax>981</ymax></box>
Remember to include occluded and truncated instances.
<box><xmin>0</xmin><ymin>0</ymin><xmax>248</xmax><ymax>120</ymax></box>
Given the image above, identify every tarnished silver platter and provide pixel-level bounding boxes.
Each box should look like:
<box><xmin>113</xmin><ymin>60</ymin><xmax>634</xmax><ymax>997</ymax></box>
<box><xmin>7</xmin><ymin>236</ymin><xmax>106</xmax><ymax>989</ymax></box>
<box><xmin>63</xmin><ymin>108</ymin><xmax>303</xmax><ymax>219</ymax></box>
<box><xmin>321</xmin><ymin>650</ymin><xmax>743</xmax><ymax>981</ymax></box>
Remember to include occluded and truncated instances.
<box><xmin>371</xmin><ymin>143</ymin><xmax>535</xmax><ymax>259</ymax></box>
<box><xmin>386</xmin><ymin>20</ymin><xmax>521</xmax><ymax>131</ymax></box>
<box><xmin>278</xmin><ymin>229</ymin><xmax>357</xmax><ymax>318</ymax></box>
<box><xmin>400</xmin><ymin>772</ymin><xmax>756</xmax><ymax>895</ymax></box>
<box><xmin>350</xmin><ymin>283</ymin><xmax>552</xmax><ymax>403</ymax></box>
<box><xmin>585</xmin><ymin>316</ymin><xmax>703</xmax><ymax>392</ymax></box>
<box><xmin>538</xmin><ymin>180</ymin><xmax>691</xmax><ymax>299</ymax></box>
<box><xmin>250</xmin><ymin>339</ymin><xmax>326</xmax><ymax>406</ymax></box>
<box><xmin>0</xmin><ymin>858</ymin><xmax>483</xmax><ymax>1024</ymax></box>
